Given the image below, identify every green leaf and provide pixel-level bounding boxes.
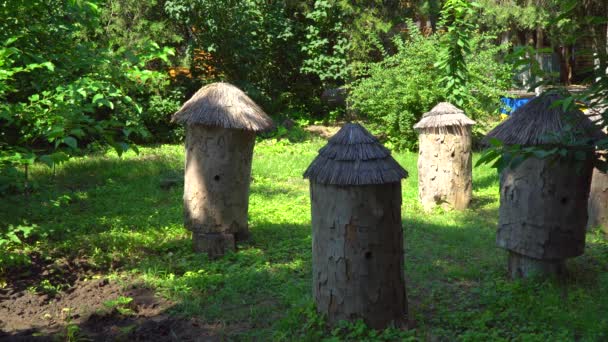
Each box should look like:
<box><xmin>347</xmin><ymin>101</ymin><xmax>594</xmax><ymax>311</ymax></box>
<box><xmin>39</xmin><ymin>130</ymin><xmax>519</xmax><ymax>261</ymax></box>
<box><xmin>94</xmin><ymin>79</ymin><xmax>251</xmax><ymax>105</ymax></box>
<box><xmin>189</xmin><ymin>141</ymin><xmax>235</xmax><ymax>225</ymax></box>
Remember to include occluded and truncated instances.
<box><xmin>69</xmin><ymin>128</ymin><xmax>85</xmax><ymax>138</ymax></box>
<box><xmin>77</xmin><ymin>88</ymin><xmax>87</xmax><ymax>98</ymax></box>
<box><xmin>42</xmin><ymin>61</ymin><xmax>55</xmax><ymax>72</ymax></box>
<box><xmin>6</xmin><ymin>231</ymin><xmax>21</xmax><ymax>244</ymax></box>
<box><xmin>92</xmin><ymin>93</ymin><xmax>104</xmax><ymax>103</ymax></box>
<box><xmin>97</xmin><ymin>98</ymin><xmax>114</xmax><ymax>109</ymax></box>
<box><xmin>475</xmin><ymin>149</ymin><xmax>500</xmax><ymax>167</ymax></box>
<box><xmin>38</xmin><ymin>154</ymin><xmax>54</xmax><ymax>167</ymax></box>
<box><xmin>488</xmin><ymin>138</ymin><xmax>503</xmax><ymax>148</ymax></box>
<box><xmin>532</xmin><ymin>148</ymin><xmax>556</xmax><ymax>159</ymax></box>
<box><xmin>63</xmin><ymin>136</ymin><xmax>78</xmax><ymax>149</ymax></box>
<box><xmin>509</xmin><ymin>154</ymin><xmax>527</xmax><ymax>170</ymax></box>
<box><xmin>47</xmin><ymin>126</ymin><xmax>65</xmax><ymax>140</ymax></box>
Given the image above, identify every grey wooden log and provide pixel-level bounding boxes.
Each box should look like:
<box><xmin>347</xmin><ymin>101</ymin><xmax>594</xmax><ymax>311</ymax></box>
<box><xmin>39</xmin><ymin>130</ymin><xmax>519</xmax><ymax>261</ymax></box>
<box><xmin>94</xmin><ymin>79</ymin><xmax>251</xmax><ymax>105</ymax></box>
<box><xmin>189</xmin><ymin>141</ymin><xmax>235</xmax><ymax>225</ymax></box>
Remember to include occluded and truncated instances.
<box><xmin>311</xmin><ymin>182</ymin><xmax>407</xmax><ymax>329</ymax></box>
<box><xmin>417</xmin><ymin>126</ymin><xmax>472</xmax><ymax>211</ymax></box>
<box><xmin>508</xmin><ymin>252</ymin><xmax>565</xmax><ymax>279</ymax></box>
<box><xmin>183</xmin><ymin>125</ymin><xmax>255</xmax><ymax>258</ymax></box>
<box><xmin>497</xmin><ymin>155</ymin><xmax>594</xmax><ymax>278</ymax></box>
<box><xmin>588</xmin><ymin>167</ymin><xmax>608</xmax><ymax>234</ymax></box>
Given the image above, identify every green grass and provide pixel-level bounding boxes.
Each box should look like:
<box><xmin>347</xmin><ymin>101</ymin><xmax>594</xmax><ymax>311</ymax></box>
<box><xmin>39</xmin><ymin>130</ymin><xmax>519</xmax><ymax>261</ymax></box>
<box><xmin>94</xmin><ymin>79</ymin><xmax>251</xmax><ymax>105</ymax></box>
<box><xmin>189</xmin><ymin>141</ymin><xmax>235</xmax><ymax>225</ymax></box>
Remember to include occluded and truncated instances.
<box><xmin>1</xmin><ymin>137</ymin><xmax>608</xmax><ymax>340</ymax></box>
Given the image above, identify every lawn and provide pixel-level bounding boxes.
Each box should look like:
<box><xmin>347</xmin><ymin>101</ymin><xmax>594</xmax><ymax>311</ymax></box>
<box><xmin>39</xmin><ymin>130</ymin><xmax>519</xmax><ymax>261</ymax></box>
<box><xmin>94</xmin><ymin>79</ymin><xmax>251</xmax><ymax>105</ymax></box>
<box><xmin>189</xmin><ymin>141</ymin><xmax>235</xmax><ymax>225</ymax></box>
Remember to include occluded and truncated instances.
<box><xmin>1</xmin><ymin>135</ymin><xmax>607</xmax><ymax>341</ymax></box>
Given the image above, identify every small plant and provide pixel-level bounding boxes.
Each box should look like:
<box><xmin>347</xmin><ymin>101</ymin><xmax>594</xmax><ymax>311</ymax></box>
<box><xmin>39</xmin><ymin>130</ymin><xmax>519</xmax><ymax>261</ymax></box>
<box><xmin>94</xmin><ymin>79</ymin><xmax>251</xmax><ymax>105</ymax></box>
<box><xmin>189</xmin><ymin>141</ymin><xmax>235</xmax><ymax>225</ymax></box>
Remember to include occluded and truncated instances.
<box><xmin>104</xmin><ymin>296</ymin><xmax>136</xmax><ymax>316</ymax></box>
<box><xmin>59</xmin><ymin>309</ymin><xmax>91</xmax><ymax>342</ymax></box>
<box><xmin>29</xmin><ymin>279</ymin><xmax>66</xmax><ymax>297</ymax></box>
<box><xmin>0</xmin><ymin>223</ymin><xmax>38</xmax><ymax>272</ymax></box>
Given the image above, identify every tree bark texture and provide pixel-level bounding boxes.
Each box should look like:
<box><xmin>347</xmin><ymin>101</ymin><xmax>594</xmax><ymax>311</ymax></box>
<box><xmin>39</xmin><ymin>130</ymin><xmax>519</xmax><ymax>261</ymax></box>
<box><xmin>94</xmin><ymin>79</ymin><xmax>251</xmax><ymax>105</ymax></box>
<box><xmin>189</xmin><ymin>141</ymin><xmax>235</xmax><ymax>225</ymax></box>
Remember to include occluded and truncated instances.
<box><xmin>588</xmin><ymin>167</ymin><xmax>608</xmax><ymax>234</ymax></box>
<box><xmin>508</xmin><ymin>252</ymin><xmax>565</xmax><ymax>279</ymax></box>
<box><xmin>497</xmin><ymin>156</ymin><xmax>593</xmax><ymax>264</ymax></box>
<box><xmin>311</xmin><ymin>182</ymin><xmax>407</xmax><ymax>329</ymax></box>
<box><xmin>417</xmin><ymin>127</ymin><xmax>472</xmax><ymax>211</ymax></box>
<box><xmin>183</xmin><ymin>125</ymin><xmax>255</xmax><ymax>257</ymax></box>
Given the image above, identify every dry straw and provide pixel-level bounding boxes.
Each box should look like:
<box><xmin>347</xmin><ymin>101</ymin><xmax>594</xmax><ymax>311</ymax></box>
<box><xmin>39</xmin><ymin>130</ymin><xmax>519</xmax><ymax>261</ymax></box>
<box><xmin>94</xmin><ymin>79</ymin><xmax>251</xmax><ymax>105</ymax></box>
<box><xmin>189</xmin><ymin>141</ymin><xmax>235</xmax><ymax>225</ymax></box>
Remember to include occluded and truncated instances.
<box><xmin>485</xmin><ymin>93</ymin><xmax>602</xmax><ymax>146</ymax></box>
<box><xmin>172</xmin><ymin>82</ymin><xmax>273</xmax><ymax>132</ymax></box>
<box><xmin>414</xmin><ymin>102</ymin><xmax>476</xmax><ymax>133</ymax></box>
<box><xmin>304</xmin><ymin>123</ymin><xmax>408</xmax><ymax>185</ymax></box>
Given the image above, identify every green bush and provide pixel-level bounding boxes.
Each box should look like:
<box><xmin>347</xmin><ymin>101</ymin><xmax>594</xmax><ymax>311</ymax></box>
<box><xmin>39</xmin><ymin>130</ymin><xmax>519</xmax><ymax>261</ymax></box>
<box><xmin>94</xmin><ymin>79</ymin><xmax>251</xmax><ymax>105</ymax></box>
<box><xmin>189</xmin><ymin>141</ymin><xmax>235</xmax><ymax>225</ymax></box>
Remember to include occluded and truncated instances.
<box><xmin>349</xmin><ymin>26</ymin><xmax>444</xmax><ymax>151</ymax></box>
<box><xmin>141</xmin><ymin>88</ymin><xmax>185</xmax><ymax>143</ymax></box>
<box><xmin>349</xmin><ymin>23</ymin><xmax>513</xmax><ymax>151</ymax></box>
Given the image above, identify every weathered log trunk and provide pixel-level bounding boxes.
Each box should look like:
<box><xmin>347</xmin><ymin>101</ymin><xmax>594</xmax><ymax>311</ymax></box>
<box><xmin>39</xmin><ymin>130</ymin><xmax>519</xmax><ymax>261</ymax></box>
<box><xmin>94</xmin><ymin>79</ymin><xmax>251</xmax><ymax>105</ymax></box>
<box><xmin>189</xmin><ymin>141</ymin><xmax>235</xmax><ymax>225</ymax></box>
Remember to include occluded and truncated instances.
<box><xmin>588</xmin><ymin>168</ymin><xmax>608</xmax><ymax>234</ymax></box>
<box><xmin>508</xmin><ymin>252</ymin><xmax>565</xmax><ymax>279</ymax></box>
<box><xmin>417</xmin><ymin>127</ymin><xmax>472</xmax><ymax>211</ymax></box>
<box><xmin>311</xmin><ymin>182</ymin><xmax>407</xmax><ymax>329</ymax></box>
<box><xmin>497</xmin><ymin>155</ymin><xmax>594</xmax><ymax>278</ymax></box>
<box><xmin>184</xmin><ymin>125</ymin><xmax>255</xmax><ymax>257</ymax></box>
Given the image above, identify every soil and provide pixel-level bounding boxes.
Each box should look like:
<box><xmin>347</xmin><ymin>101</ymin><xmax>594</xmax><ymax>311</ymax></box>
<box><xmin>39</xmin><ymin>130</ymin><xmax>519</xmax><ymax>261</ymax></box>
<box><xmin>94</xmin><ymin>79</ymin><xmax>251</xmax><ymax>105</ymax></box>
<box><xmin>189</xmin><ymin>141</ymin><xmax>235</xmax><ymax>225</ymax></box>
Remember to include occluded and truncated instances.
<box><xmin>304</xmin><ymin>125</ymin><xmax>340</xmax><ymax>139</ymax></box>
<box><xmin>0</xmin><ymin>255</ymin><xmax>225</xmax><ymax>341</ymax></box>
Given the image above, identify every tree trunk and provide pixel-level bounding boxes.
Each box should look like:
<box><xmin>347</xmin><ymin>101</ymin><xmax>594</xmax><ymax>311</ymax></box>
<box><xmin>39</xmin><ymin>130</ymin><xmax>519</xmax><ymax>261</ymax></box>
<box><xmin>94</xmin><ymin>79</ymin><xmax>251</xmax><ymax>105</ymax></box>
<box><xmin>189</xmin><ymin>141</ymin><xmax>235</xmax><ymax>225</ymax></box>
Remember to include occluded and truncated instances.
<box><xmin>184</xmin><ymin>125</ymin><xmax>255</xmax><ymax>258</ymax></box>
<box><xmin>590</xmin><ymin>5</ymin><xmax>608</xmax><ymax>79</ymax></box>
<box><xmin>535</xmin><ymin>28</ymin><xmax>544</xmax><ymax>95</ymax></box>
<box><xmin>556</xmin><ymin>43</ymin><xmax>574</xmax><ymax>85</ymax></box>
<box><xmin>497</xmin><ymin>155</ymin><xmax>593</xmax><ymax>276</ymax></box>
<box><xmin>311</xmin><ymin>182</ymin><xmax>407</xmax><ymax>329</ymax></box>
<box><xmin>500</xmin><ymin>30</ymin><xmax>510</xmax><ymax>46</ymax></box>
<box><xmin>417</xmin><ymin>127</ymin><xmax>472</xmax><ymax>211</ymax></box>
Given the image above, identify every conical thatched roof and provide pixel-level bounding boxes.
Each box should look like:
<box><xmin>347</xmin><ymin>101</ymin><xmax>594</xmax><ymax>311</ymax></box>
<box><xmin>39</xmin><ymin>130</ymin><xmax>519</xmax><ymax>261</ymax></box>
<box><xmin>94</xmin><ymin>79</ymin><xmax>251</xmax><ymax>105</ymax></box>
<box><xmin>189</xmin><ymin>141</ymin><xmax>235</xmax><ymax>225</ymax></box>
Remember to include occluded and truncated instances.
<box><xmin>303</xmin><ymin>123</ymin><xmax>408</xmax><ymax>185</ymax></box>
<box><xmin>485</xmin><ymin>93</ymin><xmax>604</xmax><ymax>146</ymax></box>
<box><xmin>413</xmin><ymin>102</ymin><xmax>475</xmax><ymax>130</ymax></box>
<box><xmin>171</xmin><ymin>82</ymin><xmax>273</xmax><ymax>131</ymax></box>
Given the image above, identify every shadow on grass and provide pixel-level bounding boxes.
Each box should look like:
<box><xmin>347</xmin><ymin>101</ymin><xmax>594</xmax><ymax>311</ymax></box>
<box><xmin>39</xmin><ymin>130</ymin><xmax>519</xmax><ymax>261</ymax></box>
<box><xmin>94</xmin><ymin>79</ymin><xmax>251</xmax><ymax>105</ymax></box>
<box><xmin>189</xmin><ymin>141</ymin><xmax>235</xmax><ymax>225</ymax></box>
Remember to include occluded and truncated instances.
<box><xmin>472</xmin><ymin>171</ymin><xmax>499</xmax><ymax>191</ymax></box>
<box><xmin>0</xmin><ymin>220</ymin><xmax>312</xmax><ymax>340</ymax></box>
<box><xmin>250</xmin><ymin>183</ymin><xmax>304</xmax><ymax>198</ymax></box>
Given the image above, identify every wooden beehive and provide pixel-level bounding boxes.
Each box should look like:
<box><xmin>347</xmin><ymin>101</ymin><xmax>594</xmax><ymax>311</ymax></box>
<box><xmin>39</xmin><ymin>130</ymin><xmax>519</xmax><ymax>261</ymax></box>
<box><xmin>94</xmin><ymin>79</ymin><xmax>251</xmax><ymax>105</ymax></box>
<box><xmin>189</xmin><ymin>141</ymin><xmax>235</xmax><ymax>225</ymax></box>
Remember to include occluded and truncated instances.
<box><xmin>304</xmin><ymin>123</ymin><xmax>409</xmax><ymax>329</ymax></box>
<box><xmin>485</xmin><ymin>93</ymin><xmax>601</xmax><ymax>278</ymax></box>
<box><xmin>173</xmin><ymin>82</ymin><xmax>273</xmax><ymax>258</ymax></box>
<box><xmin>414</xmin><ymin>102</ymin><xmax>475</xmax><ymax>211</ymax></box>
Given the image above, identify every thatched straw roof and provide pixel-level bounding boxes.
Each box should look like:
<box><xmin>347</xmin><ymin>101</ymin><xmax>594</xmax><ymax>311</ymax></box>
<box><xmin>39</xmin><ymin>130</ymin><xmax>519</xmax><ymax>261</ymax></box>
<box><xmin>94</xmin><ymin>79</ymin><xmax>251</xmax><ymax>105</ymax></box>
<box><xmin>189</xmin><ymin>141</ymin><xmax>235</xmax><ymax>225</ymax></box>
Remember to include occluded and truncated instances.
<box><xmin>171</xmin><ymin>82</ymin><xmax>273</xmax><ymax>131</ymax></box>
<box><xmin>414</xmin><ymin>102</ymin><xmax>475</xmax><ymax>131</ymax></box>
<box><xmin>485</xmin><ymin>93</ymin><xmax>604</xmax><ymax>146</ymax></box>
<box><xmin>304</xmin><ymin>123</ymin><xmax>408</xmax><ymax>185</ymax></box>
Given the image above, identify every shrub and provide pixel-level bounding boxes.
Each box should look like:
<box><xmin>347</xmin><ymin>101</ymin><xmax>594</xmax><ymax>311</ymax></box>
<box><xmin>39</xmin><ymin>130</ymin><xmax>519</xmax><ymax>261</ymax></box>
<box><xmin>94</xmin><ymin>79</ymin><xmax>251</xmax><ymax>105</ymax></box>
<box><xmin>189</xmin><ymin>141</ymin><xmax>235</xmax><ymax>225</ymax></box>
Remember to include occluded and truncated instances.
<box><xmin>349</xmin><ymin>23</ymin><xmax>513</xmax><ymax>151</ymax></box>
<box><xmin>349</xmin><ymin>26</ymin><xmax>444</xmax><ymax>151</ymax></box>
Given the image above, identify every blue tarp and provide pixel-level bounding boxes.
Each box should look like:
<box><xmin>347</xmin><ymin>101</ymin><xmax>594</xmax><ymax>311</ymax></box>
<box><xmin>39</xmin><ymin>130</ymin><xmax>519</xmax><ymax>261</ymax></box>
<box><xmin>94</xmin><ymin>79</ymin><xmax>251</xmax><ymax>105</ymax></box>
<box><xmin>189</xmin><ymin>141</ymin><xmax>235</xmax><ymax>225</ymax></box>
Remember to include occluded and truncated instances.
<box><xmin>500</xmin><ymin>97</ymin><xmax>532</xmax><ymax>115</ymax></box>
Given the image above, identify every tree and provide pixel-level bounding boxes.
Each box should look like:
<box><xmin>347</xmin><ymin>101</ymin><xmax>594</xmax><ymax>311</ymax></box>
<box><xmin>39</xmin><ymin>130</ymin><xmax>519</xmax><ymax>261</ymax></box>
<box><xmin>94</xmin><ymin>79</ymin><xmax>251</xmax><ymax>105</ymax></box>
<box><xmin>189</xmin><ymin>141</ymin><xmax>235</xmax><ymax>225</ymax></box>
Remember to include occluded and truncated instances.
<box><xmin>0</xmin><ymin>0</ymin><xmax>173</xmax><ymax>192</ymax></box>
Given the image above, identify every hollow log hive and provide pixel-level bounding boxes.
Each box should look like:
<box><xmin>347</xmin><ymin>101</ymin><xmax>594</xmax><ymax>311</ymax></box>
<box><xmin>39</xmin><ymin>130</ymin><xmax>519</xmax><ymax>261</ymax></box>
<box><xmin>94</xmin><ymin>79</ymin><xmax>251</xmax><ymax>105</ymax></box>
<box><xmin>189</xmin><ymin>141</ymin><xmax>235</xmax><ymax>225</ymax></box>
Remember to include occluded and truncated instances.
<box><xmin>304</xmin><ymin>123</ymin><xmax>409</xmax><ymax>329</ymax></box>
<box><xmin>172</xmin><ymin>82</ymin><xmax>273</xmax><ymax>258</ymax></box>
<box><xmin>588</xmin><ymin>167</ymin><xmax>608</xmax><ymax>234</ymax></box>
<box><xmin>586</xmin><ymin>105</ymin><xmax>608</xmax><ymax>234</ymax></box>
<box><xmin>414</xmin><ymin>103</ymin><xmax>475</xmax><ymax>211</ymax></box>
<box><xmin>498</xmin><ymin>155</ymin><xmax>593</xmax><ymax>278</ymax></box>
<box><xmin>485</xmin><ymin>93</ymin><xmax>602</xmax><ymax>278</ymax></box>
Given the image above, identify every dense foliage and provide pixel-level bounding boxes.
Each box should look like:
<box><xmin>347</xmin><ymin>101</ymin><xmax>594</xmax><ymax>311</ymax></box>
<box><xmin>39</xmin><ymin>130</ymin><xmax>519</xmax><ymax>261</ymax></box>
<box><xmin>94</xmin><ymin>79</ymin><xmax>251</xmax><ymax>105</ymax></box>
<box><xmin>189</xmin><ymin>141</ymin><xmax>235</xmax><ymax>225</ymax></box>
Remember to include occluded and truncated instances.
<box><xmin>1</xmin><ymin>0</ymin><xmax>607</xmax><ymax>190</ymax></box>
<box><xmin>349</xmin><ymin>24</ymin><xmax>512</xmax><ymax>150</ymax></box>
<box><xmin>0</xmin><ymin>0</ymin><xmax>173</xmax><ymax>192</ymax></box>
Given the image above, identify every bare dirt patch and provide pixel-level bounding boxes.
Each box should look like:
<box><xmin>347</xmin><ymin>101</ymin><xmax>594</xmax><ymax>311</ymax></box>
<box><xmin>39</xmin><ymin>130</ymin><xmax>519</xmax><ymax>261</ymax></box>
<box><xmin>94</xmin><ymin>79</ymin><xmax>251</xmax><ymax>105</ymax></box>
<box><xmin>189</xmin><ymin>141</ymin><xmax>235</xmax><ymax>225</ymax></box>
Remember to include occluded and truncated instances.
<box><xmin>0</xmin><ymin>256</ymin><xmax>228</xmax><ymax>341</ymax></box>
<box><xmin>304</xmin><ymin>125</ymin><xmax>340</xmax><ymax>139</ymax></box>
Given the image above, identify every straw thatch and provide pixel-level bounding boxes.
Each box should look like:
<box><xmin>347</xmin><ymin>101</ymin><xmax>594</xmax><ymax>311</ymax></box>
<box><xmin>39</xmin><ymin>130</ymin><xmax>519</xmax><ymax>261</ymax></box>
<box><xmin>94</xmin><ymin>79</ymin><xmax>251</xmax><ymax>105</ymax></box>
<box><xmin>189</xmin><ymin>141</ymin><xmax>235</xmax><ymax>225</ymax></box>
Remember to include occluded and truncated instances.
<box><xmin>485</xmin><ymin>93</ymin><xmax>602</xmax><ymax>146</ymax></box>
<box><xmin>304</xmin><ymin>123</ymin><xmax>408</xmax><ymax>185</ymax></box>
<box><xmin>172</xmin><ymin>82</ymin><xmax>273</xmax><ymax>131</ymax></box>
<box><xmin>413</xmin><ymin>102</ymin><xmax>476</xmax><ymax>131</ymax></box>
